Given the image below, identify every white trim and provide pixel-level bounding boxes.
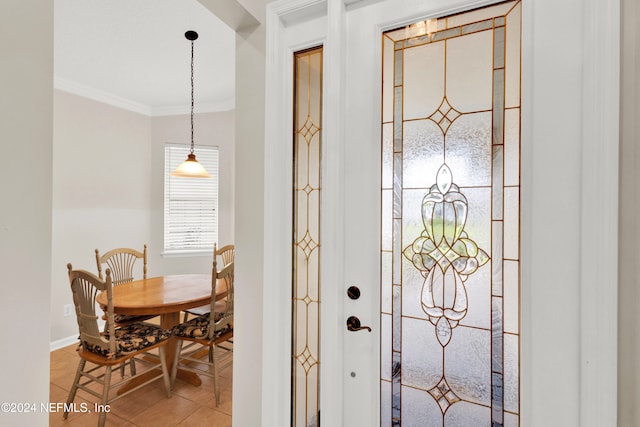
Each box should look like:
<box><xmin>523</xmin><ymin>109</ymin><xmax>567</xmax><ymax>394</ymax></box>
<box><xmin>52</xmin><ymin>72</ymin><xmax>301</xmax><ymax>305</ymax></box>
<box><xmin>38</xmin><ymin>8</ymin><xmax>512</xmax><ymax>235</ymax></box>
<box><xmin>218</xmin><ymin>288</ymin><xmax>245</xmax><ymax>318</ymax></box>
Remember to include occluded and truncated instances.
<box><xmin>318</xmin><ymin>0</ymin><xmax>346</xmax><ymax>425</ymax></box>
<box><xmin>579</xmin><ymin>0</ymin><xmax>620</xmax><ymax>425</ymax></box>
<box><xmin>151</xmin><ymin>97</ymin><xmax>235</xmax><ymax>116</ymax></box>
<box><xmin>262</xmin><ymin>2</ymin><xmax>297</xmax><ymax>426</ymax></box>
<box><xmin>54</xmin><ymin>76</ymin><xmax>152</xmax><ymax>116</ymax></box>
<box><xmin>264</xmin><ymin>2</ymin><xmax>331</xmax><ymax>426</ymax></box>
<box><xmin>54</xmin><ymin>76</ymin><xmax>235</xmax><ymax>117</ymax></box>
<box><xmin>50</xmin><ymin>335</ymin><xmax>78</xmax><ymax>352</ymax></box>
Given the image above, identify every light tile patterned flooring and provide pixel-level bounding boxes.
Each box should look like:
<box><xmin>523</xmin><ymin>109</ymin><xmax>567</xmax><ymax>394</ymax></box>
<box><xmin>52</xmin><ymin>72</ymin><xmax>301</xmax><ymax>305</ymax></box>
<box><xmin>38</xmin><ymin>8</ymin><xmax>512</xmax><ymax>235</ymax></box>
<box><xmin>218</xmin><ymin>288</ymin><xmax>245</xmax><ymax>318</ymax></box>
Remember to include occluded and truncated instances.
<box><xmin>49</xmin><ymin>342</ymin><xmax>232</xmax><ymax>426</ymax></box>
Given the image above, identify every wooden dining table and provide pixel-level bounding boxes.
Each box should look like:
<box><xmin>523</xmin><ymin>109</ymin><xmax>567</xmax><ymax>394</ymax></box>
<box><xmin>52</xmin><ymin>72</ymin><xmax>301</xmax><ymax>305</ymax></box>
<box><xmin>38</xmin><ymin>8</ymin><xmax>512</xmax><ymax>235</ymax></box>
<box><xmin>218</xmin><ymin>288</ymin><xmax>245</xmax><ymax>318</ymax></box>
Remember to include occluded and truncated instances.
<box><xmin>96</xmin><ymin>274</ymin><xmax>224</xmax><ymax>393</ymax></box>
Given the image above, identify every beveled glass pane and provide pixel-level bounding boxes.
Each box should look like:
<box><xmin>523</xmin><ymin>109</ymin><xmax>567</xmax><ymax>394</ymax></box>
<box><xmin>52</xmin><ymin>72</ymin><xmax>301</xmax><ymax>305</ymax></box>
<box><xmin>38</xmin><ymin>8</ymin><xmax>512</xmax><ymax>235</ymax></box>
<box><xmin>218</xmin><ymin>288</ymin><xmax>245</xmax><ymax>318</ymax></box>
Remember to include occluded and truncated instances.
<box><xmin>493</xmin><ymin>27</ymin><xmax>505</xmax><ymax>69</ymax></box>
<box><xmin>493</xmin><ymin>69</ymin><xmax>505</xmax><ymax>145</ymax></box>
<box><xmin>431</xmin><ymin>27</ymin><xmax>461</xmax><ymax>42</ymax></box>
<box><xmin>462</xmin><ymin>19</ymin><xmax>493</xmax><ymax>35</ymax></box>
<box><xmin>402</xmin><ymin>317</ymin><xmax>443</xmax><ymax>390</ymax></box>
<box><xmin>492</xmin><ymin>221</ymin><xmax>503</xmax><ymax>296</ymax></box>
<box><xmin>393</xmin><ymin>285</ymin><xmax>401</xmax><ymax>351</ymax></box>
<box><xmin>381</xmin><ymin>380</ymin><xmax>392</xmax><ymax>427</ymax></box>
<box><xmin>504</xmin><ymin>334</ymin><xmax>519</xmax><ymax>413</ymax></box>
<box><xmin>402</xmin><ymin>189</ymin><xmax>426</xmax><ymax>247</ymax></box>
<box><xmin>505</xmin><ymin>412</ymin><xmax>519</xmax><ymax>427</ymax></box>
<box><xmin>403</xmin><ymin>120</ymin><xmax>445</xmax><ymax>189</ymax></box>
<box><xmin>444</xmin><ymin>401</ymin><xmax>491</xmax><ymax>426</ymax></box>
<box><xmin>401</xmin><ymin>258</ymin><xmax>429</xmax><ymax>321</ymax></box>
<box><xmin>446</xmin><ymin>31</ymin><xmax>493</xmax><ymax>113</ymax></box>
<box><xmin>394</xmin><ymin>153</ymin><xmax>403</xmax><ymax>218</ymax></box>
<box><xmin>444</xmin><ymin>112</ymin><xmax>492</xmax><ymax>187</ymax></box>
<box><xmin>456</xmin><ymin>187</ymin><xmax>492</xmax><ymax>250</ymax></box>
<box><xmin>381</xmin><ymin>314</ymin><xmax>393</xmax><ymax>380</ymax></box>
<box><xmin>383</xmin><ymin>37</ymin><xmax>395</xmax><ymax>123</ymax></box>
<box><xmin>493</xmin><ymin>145</ymin><xmax>504</xmax><ymax>220</ymax></box>
<box><xmin>392</xmin><ymin>351</ymin><xmax>401</xmax><ymax>420</ymax></box>
<box><xmin>394</xmin><ymin>50</ymin><xmax>403</xmax><ymax>87</ymax></box>
<box><xmin>492</xmin><ymin>297</ymin><xmax>504</xmax><ymax>373</ymax></box>
<box><xmin>382</xmin><ymin>252</ymin><xmax>393</xmax><ymax>314</ymax></box>
<box><xmin>383</xmin><ymin>123</ymin><xmax>393</xmax><ymax>189</ymax></box>
<box><xmin>445</xmin><ymin>326</ymin><xmax>491</xmax><ymax>405</ymax></box>
<box><xmin>382</xmin><ymin>190</ymin><xmax>393</xmax><ymax>251</ymax></box>
<box><xmin>458</xmin><ymin>264</ymin><xmax>491</xmax><ymax>330</ymax></box>
<box><xmin>394</xmin><ymin>87</ymin><xmax>403</xmax><ymax>152</ymax></box>
<box><xmin>504</xmin><ymin>260</ymin><xmax>519</xmax><ymax>333</ymax></box>
<box><xmin>504</xmin><ymin>108</ymin><xmax>520</xmax><ymax>186</ymax></box>
<box><xmin>402</xmin><ymin>386</ymin><xmax>442</xmax><ymax>427</ymax></box>
<box><xmin>505</xmin><ymin>2</ymin><xmax>522</xmax><ymax>109</ymax></box>
<box><xmin>393</xmin><ymin>219</ymin><xmax>402</xmax><ymax>284</ymax></box>
<box><xmin>403</xmin><ymin>43</ymin><xmax>445</xmax><ymax>120</ymax></box>
<box><xmin>503</xmin><ymin>187</ymin><xmax>519</xmax><ymax>260</ymax></box>
<box><xmin>491</xmin><ymin>372</ymin><xmax>504</xmax><ymax>424</ymax></box>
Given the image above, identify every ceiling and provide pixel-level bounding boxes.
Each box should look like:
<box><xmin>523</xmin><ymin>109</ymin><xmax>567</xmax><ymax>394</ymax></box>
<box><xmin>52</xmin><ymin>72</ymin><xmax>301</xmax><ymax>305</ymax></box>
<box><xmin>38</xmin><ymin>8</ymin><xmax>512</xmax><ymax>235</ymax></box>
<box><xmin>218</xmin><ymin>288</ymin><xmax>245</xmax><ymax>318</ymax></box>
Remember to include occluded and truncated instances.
<box><xmin>54</xmin><ymin>0</ymin><xmax>235</xmax><ymax>116</ymax></box>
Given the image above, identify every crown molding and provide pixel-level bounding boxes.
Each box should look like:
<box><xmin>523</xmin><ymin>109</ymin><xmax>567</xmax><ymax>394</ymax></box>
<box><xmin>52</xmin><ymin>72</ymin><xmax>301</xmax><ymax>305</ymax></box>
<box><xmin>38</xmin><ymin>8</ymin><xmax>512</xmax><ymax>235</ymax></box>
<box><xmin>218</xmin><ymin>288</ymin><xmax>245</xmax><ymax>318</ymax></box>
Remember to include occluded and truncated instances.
<box><xmin>54</xmin><ymin>76</ymin><xmax>235</xmax><ymax>117</ymax></box>
<box><xmin>151</xmin><ymin>96</ymin><xmax>235</xmax><ymax>116</ymax></box>
<box><xmin>54</xmin><ymin>76</ymin><xmax>152</xmax><ymax>116</ymax></box>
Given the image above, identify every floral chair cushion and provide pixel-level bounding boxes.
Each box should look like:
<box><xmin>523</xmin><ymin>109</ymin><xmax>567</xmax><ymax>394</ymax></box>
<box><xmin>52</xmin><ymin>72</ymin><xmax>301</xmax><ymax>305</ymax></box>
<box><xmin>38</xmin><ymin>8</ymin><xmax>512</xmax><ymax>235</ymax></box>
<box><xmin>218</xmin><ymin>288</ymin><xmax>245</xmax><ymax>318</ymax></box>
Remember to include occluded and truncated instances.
<box><xmin>114</xmin><ymin>313</ymin><xmax>151</xmax><ymax>324</ymax></box>
<box><xmin>83</xmin><ymin>322</ymin><xmax>171</xmax><ymax>358</ymax></box>
<box><xmin>171</xmin><ymin>314</ymin><xmax>231</xmax><ymax>340</ymax></box>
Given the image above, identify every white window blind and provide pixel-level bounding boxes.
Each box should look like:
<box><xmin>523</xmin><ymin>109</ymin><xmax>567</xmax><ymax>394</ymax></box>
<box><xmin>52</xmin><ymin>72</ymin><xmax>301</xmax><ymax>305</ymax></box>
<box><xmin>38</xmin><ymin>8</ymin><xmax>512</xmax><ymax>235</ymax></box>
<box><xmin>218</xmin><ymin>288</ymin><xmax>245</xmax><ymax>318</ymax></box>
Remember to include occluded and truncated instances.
<box><xmin>164</xmin><ymin>143</ymin><xmax>218</xmax><ymax>254</ymax></box>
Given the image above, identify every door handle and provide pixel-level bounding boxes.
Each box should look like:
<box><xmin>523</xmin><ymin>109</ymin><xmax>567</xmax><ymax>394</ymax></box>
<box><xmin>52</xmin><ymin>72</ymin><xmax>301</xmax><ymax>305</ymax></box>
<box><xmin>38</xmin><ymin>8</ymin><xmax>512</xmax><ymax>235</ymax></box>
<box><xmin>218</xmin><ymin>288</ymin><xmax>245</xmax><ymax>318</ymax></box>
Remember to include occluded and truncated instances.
<box><xmin>346</xmin><ymin>316</ymin><xmax>371</xmax><ymax>332</ymax></box>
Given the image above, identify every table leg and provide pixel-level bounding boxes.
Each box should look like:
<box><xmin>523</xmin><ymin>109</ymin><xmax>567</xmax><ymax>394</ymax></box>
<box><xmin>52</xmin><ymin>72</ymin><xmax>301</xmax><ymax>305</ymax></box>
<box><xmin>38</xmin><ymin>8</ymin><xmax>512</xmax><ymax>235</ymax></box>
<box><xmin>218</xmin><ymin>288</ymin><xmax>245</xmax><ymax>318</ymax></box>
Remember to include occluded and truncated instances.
<box><xmin>116</xmin><ymin>312</ymin><xmax>202</xmax><ymax>395</ymax></box>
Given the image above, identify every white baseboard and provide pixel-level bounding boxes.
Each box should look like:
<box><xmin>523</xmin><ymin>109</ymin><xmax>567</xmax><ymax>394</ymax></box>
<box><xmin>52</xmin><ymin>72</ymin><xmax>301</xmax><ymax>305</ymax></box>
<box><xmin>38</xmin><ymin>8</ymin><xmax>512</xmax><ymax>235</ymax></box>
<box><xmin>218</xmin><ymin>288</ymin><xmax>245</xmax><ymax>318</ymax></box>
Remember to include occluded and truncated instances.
<box><xmin>50</xmin><ymin>335</ymin><xmax>78</xmax><ymax>352</ymax></box>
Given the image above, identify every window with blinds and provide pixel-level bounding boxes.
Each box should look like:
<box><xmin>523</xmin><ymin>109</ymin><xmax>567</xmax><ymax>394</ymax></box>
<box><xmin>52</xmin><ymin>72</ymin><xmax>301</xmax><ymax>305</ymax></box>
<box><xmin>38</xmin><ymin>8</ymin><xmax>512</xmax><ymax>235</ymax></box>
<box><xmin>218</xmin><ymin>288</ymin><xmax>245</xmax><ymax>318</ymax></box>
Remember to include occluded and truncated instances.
<box><xmin>164</xmin><ymin>143</ymin><xmax>219</xmax><ymax>254</ymax></box>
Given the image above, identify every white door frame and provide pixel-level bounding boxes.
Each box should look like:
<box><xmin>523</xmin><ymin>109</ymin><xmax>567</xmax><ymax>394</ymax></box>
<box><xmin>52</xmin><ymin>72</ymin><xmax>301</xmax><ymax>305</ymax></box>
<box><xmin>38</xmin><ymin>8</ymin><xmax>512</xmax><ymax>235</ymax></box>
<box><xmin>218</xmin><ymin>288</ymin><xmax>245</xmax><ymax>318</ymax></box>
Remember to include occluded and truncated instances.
<box><xmin>262</xmin><ymin>0</ymin><xmax>619</xmax><ymax>426</ymax></box>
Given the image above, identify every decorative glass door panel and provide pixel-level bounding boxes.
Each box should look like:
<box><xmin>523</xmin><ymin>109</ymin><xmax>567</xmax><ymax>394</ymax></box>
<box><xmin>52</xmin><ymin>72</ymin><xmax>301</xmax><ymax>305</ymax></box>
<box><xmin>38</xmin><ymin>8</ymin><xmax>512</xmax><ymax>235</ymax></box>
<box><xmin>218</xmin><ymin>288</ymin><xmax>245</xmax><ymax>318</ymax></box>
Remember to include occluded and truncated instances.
<box><xmin>292</xmin><ymin>46</ymin><xmax>323</xmax><ymax>427</ymax></box>
<box><xmin>381</xmin><ymin>2</ymin><xmax>521</xmax><ymax>426</ymax></box>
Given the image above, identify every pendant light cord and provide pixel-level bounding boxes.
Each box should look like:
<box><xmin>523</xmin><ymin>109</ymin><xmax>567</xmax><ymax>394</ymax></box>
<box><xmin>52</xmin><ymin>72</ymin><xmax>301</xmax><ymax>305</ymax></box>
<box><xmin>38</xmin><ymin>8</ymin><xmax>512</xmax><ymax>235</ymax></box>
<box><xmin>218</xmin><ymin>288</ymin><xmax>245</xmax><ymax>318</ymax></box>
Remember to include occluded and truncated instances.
<box><xmin>190</xmin><ymin>39</ymin><xmax>195</xmax><ymax>155</ymax></box>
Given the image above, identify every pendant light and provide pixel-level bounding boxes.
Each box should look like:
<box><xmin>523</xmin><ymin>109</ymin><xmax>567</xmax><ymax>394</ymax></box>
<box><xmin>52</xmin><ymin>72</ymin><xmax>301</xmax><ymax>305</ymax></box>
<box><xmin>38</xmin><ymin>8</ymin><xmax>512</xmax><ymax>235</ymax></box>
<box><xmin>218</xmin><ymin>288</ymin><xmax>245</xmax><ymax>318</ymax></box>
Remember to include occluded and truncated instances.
<box><xmin>171</xmin><ymin>30</ymin><xmax>211</xmax><ymax>178</ymax></box>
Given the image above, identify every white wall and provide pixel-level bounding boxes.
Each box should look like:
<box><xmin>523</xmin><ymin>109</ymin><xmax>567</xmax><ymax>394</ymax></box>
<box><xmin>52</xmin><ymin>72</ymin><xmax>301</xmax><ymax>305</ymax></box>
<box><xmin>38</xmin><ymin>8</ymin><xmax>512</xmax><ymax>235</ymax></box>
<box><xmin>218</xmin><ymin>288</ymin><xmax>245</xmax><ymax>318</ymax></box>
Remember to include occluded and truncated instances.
<box><xmin>232</xmin><ymin>21</ymin><xmax>267</xmax><ymax>427</ymax></box>
<box><xmin>0</xmin><ymin>1</ymin><xmax>53</xmax><ymax>425</ymax></box>
<box><xmin>50</xmin><ymin>90</ymin><xmax>152</xmax><ymax>343</ymax></box>
<box><xmin>195</xmin><ymin>2</ymin><xmax>268</xmax><ymax>427</ymax></box>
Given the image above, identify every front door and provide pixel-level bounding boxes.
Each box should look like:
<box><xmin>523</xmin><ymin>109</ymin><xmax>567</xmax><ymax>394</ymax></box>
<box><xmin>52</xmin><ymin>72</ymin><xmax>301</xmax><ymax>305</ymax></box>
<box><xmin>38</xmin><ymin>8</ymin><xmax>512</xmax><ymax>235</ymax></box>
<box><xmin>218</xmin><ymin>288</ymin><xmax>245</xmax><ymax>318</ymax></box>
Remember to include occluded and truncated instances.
<box><xmin>275</xmin><ymin>1</ymin><xmax>522</xmax><ymax>426</ymax></box>
<box><xmin>341</xmin><ymin>2</ymin><xmax>522</xmax><ymax>426</ymax></box>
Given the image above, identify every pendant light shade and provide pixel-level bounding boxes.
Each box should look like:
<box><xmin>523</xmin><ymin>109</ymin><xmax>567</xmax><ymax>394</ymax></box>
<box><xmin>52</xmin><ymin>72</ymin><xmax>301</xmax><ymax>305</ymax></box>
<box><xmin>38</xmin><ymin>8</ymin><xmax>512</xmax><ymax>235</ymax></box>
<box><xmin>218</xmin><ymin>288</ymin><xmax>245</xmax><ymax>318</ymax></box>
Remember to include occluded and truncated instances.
<box><xmin>171</xmin><ymin>30</ymin><xmax>211</xmax><ymax>178</ymax></box>
<box><xmin>171</xmin><ymin>153</ymin><xmax>210</xmax><ymax>177</ymax></box>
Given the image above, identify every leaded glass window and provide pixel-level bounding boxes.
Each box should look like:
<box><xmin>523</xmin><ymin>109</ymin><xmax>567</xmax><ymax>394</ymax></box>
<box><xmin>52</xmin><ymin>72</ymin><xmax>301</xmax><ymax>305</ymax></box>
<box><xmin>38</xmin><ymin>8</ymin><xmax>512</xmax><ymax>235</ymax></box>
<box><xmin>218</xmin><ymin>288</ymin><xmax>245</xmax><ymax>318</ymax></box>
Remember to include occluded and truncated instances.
<box><xmin>381</xmin><ymin>2</ymin><xmax>521</xmax><ymax>425</ymax></box>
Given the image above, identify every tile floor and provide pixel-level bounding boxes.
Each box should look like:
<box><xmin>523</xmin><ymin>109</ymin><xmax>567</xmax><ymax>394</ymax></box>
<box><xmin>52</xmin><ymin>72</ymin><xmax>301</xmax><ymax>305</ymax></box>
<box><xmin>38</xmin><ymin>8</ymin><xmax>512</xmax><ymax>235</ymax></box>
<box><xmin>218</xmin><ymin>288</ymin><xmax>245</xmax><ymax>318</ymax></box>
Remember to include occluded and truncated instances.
<box><xmin>49</xmin><ymin>342</ymin><xmax>232</xmax><ymax>426</ymax></box>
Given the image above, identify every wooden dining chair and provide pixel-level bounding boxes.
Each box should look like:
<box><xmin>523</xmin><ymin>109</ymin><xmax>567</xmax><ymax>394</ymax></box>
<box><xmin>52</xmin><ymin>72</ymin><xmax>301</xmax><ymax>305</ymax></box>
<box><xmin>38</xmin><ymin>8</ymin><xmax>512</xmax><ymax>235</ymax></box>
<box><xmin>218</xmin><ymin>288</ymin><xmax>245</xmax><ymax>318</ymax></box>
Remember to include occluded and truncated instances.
<box><xmin>182</xmin><ymin>243</ymin><xmax>235</xmax><ymax>322</ymax></box>
<box><xmin>64</xmin><ymin>264</ymin><xmax>172</xmax><ymax>427</ymax></box>
<box><xmin>171</xmin><ymin>261</ymin><xmax>234</xmax><ymax>406</ymax></box>
<box><xmin>95</xmin><ymin>245</ymin><xmax>157</xmax><ymax>325</ymax></box>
